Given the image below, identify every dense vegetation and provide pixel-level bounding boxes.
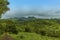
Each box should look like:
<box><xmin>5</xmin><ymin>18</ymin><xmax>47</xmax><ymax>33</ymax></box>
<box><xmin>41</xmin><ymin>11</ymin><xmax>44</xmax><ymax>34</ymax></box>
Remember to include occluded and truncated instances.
<box><xmin>0</xmin><ymin>0</ymin><xmax>9</xmax><ymax>17</ymax></box>
<box><xmin>0</xmin><ymin>17</ymin><xmax>60</xmax><ymax>40</ymax></box>
<box><xmin>1</xmin><ymin>0</ymin><xmax>60</xmax><ymax>40</ymax></box>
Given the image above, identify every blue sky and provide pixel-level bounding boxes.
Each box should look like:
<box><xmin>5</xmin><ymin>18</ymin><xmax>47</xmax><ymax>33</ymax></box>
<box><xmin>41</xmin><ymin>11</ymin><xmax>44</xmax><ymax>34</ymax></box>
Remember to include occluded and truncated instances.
<box><xmin>8</xmin><ymin>0</ymin><xmax>60</xmax><ymax>9</ymax></box>
<box><xmin>2</xmin><ymin>0</ymin><xmax>60</xmax><ymax>19</ymax></box>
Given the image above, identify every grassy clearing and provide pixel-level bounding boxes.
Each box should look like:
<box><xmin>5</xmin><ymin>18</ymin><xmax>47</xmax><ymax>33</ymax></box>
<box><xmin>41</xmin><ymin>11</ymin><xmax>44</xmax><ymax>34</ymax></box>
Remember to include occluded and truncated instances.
<box><xmin>9</xmin><ymin>32</ymin><xmax>60</xmax><ymax>40</ymax></box>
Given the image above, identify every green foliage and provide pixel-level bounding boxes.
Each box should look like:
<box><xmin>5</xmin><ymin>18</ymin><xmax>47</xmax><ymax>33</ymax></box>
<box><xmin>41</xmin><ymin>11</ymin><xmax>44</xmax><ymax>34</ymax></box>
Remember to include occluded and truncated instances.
<box><xmin>10</xmin><ymin>32</ymin><xmax>43</xmax><ymax>40</ymax></box>
<box><xmin>10</xmin><ymin>32</ymin><xmax>60</xmax><ymax>40</ymax></box>
<box><xmin>0</xmin><ymin>20</ymin><xmax>18</xmax><ymax>34</ymax></box>
<box><xmin>15</xmin><ymin>19</ymin><xmax>60</xmax><ymax>37</ymax></box>
<box><xmin>0</xmin><ymin>0</ymin><xmax>9</xmax><ymax>17</ymax></box>
<box><xmin>0</xmin><ymin>18</ymin><xmax>60</xmax><ymax>39</ymax></box>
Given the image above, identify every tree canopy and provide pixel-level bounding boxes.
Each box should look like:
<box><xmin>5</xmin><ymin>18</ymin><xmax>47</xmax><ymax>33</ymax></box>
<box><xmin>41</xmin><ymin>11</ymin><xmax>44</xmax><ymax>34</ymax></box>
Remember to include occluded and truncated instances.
<box><xmin>0</xmin><ymin>0</ymin><xmax>9</xmax><ymax>17</ymax></box>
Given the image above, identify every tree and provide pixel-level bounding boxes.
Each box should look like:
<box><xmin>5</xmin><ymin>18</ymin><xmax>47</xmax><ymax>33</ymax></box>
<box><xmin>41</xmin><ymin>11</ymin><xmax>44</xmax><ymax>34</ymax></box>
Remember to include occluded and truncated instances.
<box><xmin>4</xmin><ymin>20</ymin><xmax>18</xmax><ymax>34</ymax></box>
<box><xmin>0</xmin><ymin>0</ymin><xmax>9</xmax><ymax>17</ymax></box>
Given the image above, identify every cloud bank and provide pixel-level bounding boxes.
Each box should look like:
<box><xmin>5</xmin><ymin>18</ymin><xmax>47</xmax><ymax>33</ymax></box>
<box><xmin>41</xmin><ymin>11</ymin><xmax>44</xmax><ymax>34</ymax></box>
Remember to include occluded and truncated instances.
<box><xmin>1</xmin><ymin>6</ymin><xmax>60</xmax><ymax>19</ymax></box>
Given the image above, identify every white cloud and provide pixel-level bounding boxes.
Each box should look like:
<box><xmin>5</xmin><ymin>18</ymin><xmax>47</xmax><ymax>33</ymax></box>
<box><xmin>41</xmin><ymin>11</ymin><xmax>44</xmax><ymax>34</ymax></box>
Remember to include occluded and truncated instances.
<box><xmin>1</xmin><ymin>6</ymin><xmax>60</xmax><ymax>19</ymax></box>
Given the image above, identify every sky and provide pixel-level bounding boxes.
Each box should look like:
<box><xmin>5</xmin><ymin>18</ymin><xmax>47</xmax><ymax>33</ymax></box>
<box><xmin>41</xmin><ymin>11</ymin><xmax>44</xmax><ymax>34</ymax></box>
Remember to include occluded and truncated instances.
<box><xmin>2</xmin><ymin>0</ymin><xmax>60</xmax><ymax>19</ymax></box>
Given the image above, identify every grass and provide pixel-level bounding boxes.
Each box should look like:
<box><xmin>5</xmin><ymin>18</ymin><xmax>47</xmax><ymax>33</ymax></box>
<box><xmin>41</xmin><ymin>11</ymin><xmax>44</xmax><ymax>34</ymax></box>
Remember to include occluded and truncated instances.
<box><xmin>9</xmin><ymin>32</ymin><xmax>60</xmax><ymax>40</ymax></box>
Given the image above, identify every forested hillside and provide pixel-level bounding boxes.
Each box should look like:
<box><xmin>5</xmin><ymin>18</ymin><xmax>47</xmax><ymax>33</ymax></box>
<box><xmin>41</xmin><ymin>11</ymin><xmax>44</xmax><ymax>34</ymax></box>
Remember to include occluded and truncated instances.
<box><xmin>0</xmin><ymin>18</ymin><xmax>60</xmax><ymax>40</ymax></box>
